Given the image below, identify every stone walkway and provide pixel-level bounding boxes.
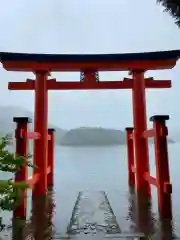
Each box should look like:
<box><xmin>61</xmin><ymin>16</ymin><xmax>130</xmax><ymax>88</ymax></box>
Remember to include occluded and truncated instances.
<box><xmin>67</xmin><ymin>191</ymin><xmax>121</xmax><ymax>236</ymax></box>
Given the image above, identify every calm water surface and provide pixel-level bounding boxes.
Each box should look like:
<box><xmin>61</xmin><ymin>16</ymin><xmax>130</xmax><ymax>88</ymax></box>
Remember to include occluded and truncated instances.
<box><xmin>1</xmin><ymin>143</ymin><xmax>180</xmax><ymax>239</ymax></box>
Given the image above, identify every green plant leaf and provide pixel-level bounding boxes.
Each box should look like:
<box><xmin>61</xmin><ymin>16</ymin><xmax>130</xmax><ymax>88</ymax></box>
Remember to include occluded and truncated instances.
<box><xmin>0</xmin><ymin>134</ymin><xmax>34</xmax><ymax>212</ymax></box>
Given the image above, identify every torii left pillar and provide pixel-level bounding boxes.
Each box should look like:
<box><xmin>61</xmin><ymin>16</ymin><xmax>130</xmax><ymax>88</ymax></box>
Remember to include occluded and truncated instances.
<box><xmin>33</xmin><ymin>71</ymin><xmax>49</xmax><ymax>197</ymax></box>
<box><xmin>7</xmin><ymin>70</ymin><xmax>49</xmax><ymax>196</ymax></box>
<box><xmin>132</xmin><ymin>70</ymin><xmax>150</xmax><ymax>196</ymax></box>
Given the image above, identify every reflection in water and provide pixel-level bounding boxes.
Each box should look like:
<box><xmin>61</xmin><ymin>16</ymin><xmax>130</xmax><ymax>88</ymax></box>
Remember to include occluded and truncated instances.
<box><xmin>126</xmin><ymin>186</ymin><xmax>138</xmax><ymax>233</ymax></box>
<box><xmin>159</xmin><ymin>218</ymin><xmax>176</xmax><ymax>240</ymax></box>
<box><xmin>135</xmin><ymin>192</ymin><xmax>156</xmax><ymax>239</ymax></box>
<box><xmin>12</xmin><ymin>189</ymin><xmax>55</xmax><ymax>240</ymax></box>
<box><xmin>12</xmin><ymin>218</ymin><xmax>26</xmax><ymax>240</ymax></box>
<box><xmin>127</xmin><ymin>186</ymin><xmax>177</xmax><ymax>239</ymax></box>
<box><xmin>31</xmin><ymin>191</ymin><xmax>55</xmax><ymax>239</ymax></box>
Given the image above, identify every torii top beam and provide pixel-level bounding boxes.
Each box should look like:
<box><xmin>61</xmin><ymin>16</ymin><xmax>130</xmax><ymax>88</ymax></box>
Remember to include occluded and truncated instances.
<box><xmin>0</xmin><ymin>50</ymin><xmax>180</xmax><ymax>72</ymax></box>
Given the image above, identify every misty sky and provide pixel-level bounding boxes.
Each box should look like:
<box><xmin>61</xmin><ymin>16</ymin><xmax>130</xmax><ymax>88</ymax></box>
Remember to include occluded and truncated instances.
<box><xmin>0</xmin><ymin>0</ymin><xmax>180</xmax><ymax>130</ymax></box>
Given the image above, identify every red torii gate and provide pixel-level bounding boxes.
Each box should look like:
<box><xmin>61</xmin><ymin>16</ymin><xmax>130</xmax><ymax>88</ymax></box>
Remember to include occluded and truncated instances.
<box><xmin>1</xmin><ymin>50</ymin><xmax>179</xmax><ymax>198</ymax></box>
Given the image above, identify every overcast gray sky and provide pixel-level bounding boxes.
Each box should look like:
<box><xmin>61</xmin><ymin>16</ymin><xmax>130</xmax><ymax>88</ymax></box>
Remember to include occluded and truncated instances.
<box><xmin>0</xmin><ymin>0</ymin><xmax>180</xmax><ymax>130</ymax></box>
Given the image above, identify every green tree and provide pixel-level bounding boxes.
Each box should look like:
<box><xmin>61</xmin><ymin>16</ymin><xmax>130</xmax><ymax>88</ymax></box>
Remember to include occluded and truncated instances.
<box><xmin>0</xmin><ymin>134</ymin><xmax>34</xmax><ymax>230</ymax></box>
<box><xmin>157</xmin><ymin>0</ymin><xmax>180</xmax><ymax>27</ymax></box>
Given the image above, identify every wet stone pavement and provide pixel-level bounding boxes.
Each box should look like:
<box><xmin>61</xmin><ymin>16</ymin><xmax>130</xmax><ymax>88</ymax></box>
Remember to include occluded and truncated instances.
<box><xmin>54</xmin><ymin>191</ymin><xmax>144</xmax><ymax>239</ymax></box>
<box><xmin>67</xmin><ymin>191</ymin><xmax>121</xmax><ymax>235</ymax></box>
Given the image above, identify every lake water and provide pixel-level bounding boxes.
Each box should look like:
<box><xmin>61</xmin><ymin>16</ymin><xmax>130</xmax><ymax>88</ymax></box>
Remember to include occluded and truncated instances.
<box><xmin>1</xmin><ymin>142</ymin><xmax>180</xmax><ymax>239</ymax></box>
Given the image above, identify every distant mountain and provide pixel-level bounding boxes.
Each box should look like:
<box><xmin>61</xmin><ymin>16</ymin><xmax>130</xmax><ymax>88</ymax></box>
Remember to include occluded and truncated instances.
<box><xmin>0</xmin><ymin>106</ymin><xmax>67</xmax><ymax>144</ymax></box>
<box><xmin>60</xmin><ymin>127</ymin><xmax>126</xmax><ymax>146</ymax></box>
